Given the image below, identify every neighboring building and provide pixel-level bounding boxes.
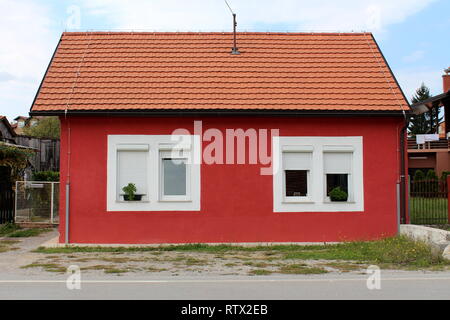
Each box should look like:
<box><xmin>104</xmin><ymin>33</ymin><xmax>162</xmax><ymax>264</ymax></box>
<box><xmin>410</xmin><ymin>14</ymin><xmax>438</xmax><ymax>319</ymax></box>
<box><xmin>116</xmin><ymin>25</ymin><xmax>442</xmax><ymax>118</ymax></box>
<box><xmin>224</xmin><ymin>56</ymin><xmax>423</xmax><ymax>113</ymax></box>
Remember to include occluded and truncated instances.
<box><xmin>409</xmin><ymin>68</ymin><xmax>450</xmax><ymax>177</ymax></box>
<box><xmin>0</xmin><ymin>115</ymin><xmax>59</xmax><ymax>175</ymax></box>
<box><xmin>0</xmin><ymin>115</ymin><xmax>16</xmax><ymax>144</ymax></box>
<box><xmin>30</xmin><ymin>32</ymin><xmax>410</xmax><ymax>244</ymax></box>
<box><xmin>11</xmin><ymin>115</ymin><xmax>43</xmax><ymax>135</ymax></box>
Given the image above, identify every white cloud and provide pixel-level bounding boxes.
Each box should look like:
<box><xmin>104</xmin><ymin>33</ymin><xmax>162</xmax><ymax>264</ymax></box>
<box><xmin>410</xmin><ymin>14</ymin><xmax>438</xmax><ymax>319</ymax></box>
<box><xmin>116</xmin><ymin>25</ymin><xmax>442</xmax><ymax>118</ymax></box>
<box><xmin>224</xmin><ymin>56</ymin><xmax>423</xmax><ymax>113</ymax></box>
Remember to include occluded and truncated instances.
<box><xmin>0</xmin><ymin>0</ymin><xmax>59</xmax><ymax>120</ymax></box>
<box><xmin>78</xmin><ymin>0</ymin><xmax>437</xmax><ymax>33</ymax></box>
<box><xmin>395</xmin><ymin>68</ymin><xmax>444</xmax><ymax>101</ymax></box>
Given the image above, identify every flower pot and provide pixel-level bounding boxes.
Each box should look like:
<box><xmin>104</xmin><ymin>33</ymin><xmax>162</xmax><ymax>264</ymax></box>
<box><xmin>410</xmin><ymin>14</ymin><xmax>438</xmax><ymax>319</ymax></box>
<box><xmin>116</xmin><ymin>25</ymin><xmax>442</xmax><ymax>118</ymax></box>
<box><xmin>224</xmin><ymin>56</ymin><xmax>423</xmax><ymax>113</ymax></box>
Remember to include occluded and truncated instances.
<box><xmin>330</xmin><ymin>198</ymin><xmax>347</xmax><ymax>202</ymax></box>
<box><xmin>123</xmin><ymin>194</ymin><xmax>143</xmax><ymax>201</ymax></box>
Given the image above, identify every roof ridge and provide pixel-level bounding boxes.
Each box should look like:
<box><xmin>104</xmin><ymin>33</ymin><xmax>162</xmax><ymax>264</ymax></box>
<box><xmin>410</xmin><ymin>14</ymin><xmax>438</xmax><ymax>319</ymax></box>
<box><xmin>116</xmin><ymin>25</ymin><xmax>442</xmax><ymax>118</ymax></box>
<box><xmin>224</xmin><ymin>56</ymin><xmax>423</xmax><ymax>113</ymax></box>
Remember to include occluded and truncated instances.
<box><xmin>62</xmin><ymin>31</ymin><xmax>371</xmax><ymax>36</ymax></box>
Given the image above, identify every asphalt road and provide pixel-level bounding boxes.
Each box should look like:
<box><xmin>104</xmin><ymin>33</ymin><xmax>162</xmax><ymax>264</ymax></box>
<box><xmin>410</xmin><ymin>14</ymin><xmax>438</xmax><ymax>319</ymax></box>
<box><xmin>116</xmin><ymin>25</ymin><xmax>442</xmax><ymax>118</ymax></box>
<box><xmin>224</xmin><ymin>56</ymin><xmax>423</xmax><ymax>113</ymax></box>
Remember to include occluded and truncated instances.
<box><xmin>1</xmin><ymin>272</ymin><xmax>449</xmax><ymax>300</ymax></box>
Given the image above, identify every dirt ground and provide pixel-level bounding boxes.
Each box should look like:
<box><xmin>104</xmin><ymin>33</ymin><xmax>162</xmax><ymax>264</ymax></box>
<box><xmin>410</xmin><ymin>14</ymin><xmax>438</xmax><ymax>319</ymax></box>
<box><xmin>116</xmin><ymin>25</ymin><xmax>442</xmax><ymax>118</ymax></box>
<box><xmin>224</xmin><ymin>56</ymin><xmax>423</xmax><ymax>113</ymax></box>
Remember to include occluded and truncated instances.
<box><xmin>0</xmin><ymin>229</ymin><xmax>373</xmax><ymax>277</ymax></box>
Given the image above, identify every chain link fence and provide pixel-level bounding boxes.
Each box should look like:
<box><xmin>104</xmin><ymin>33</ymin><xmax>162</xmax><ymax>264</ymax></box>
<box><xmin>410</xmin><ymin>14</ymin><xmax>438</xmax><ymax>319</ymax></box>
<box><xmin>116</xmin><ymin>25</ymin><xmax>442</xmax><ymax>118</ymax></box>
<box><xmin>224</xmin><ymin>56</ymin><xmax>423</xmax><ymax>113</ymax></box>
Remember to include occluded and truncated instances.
<box><xmin>15</xmin><ymin>181</ymin><xmax>59</xmax><ymax>224</ymax></box>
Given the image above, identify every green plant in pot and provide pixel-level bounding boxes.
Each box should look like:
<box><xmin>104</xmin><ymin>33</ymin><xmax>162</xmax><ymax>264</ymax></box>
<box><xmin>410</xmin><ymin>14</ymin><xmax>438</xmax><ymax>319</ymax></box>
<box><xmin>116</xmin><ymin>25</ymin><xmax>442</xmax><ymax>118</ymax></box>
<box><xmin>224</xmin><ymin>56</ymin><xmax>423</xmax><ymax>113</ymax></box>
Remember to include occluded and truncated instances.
<box><xmin>329</xmin><ymin>186</ymin><xmax>348</xmax><ymax>202</ymax></box>
<box><xmin>122</xmin><ymin>183</ymin><xmax>142</xmax><ymax>201</ymax></box>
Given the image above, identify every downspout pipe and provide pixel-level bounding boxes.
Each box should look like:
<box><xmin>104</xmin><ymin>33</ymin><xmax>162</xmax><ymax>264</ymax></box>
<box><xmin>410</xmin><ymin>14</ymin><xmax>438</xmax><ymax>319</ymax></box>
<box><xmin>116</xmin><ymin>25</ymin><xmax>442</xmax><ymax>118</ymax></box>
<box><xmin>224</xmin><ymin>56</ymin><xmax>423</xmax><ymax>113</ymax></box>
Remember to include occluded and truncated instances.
<box><xmin>399</xmin><ymin>114</ymin><xmax>410</xmax><ymax>224</ymax></box>
<box><xmin>65</xmin><ymin>182</ymin><xmax>70</xmax><ymax>244</ymax></box>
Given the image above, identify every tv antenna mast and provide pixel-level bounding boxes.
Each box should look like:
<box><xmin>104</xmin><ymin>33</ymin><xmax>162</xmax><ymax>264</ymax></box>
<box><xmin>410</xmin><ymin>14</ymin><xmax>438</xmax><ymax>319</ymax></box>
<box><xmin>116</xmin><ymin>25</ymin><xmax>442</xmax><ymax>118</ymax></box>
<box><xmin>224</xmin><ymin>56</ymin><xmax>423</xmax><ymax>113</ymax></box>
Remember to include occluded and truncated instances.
<box><xmin>224</xmin><ymin>0</ymin><xmax>240</xmax><ymax>55</ymax></box>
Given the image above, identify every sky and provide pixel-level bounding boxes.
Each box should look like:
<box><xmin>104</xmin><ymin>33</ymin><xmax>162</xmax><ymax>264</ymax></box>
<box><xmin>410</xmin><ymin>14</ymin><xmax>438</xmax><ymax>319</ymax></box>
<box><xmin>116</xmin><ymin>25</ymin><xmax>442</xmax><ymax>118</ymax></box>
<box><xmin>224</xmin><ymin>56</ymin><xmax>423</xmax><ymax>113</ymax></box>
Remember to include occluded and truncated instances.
<box><xmin>0</xmin><ymin>0</ymin><xmax>449</xmax><ymax>121</ymax></box>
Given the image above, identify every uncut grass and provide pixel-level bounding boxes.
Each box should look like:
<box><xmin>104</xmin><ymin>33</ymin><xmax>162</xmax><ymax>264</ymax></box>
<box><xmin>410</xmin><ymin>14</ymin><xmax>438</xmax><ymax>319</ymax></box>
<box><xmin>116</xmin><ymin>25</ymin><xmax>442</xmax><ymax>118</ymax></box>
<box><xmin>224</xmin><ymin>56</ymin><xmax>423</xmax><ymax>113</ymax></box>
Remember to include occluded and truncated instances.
<box><xmin>34</xmin><ymin>236</ymin><xmax>449</xmax><ymax>269</ymax></box>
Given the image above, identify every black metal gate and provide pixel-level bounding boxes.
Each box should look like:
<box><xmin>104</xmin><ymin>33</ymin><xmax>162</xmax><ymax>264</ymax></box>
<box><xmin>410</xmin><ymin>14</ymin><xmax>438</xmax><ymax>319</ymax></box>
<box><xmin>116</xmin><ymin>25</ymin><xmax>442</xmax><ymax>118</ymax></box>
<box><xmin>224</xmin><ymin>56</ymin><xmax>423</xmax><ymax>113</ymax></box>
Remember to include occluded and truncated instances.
<box><xmin>0</xmin><ymin>182</ymin><xmax>14</xmax><ymax>224</ymax></box>
<box><xmin>409</xmin><ymin>179</ymin><xmax>448</xmax><ymax>224</ymax></box>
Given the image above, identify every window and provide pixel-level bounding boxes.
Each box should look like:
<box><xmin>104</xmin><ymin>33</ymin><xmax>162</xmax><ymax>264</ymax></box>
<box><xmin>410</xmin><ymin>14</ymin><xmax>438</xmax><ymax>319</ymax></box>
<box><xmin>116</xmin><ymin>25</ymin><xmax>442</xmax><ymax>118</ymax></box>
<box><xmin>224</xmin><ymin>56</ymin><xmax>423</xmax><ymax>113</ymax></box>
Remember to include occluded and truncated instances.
<box><xmin>107</xmin><ymin>135</ymin><xmax>200</xmax><ymax>211</ymax></box>
<box><xmin>285</xmin><ymin>170</ymin><xmax>308</xmax><ymax>197</ymax></box>
<box><xmin>323</xmin><ymin>151</ymin><xmax>352</xmax><ymax>201</ymax></box>
<box><xmin>273</xmin><ymin>137</ymin><xmax>363</xmax><ymax>212</ymax></box>
<box><xmin>326</xmin><ymin>174</ymin><xmax>348</xmax><ymax>195</ymax></box>
<box><xmin>159</xmin><ymin>151</ymin><xmax>191</xmax><ymax>201</ymax></box>
<box><xmin>282</xmin><ymin>150</ymin><xmax>312</xmax><ymax>201</ymax></box>
<box><xmin>117</xmin><ymin>144</ymin><xmax>149</xmax><ymax>201</ymax></box>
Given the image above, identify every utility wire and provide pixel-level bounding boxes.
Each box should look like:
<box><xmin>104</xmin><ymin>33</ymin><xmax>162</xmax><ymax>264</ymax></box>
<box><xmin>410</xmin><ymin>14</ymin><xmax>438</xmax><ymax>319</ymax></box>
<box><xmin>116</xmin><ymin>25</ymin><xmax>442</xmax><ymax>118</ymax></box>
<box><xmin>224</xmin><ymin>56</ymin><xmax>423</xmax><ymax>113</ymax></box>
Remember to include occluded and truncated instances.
<box><xmin>224</xmin><ymin>0</ymin><xmax>235</xmax><ymax>15</ymax></box>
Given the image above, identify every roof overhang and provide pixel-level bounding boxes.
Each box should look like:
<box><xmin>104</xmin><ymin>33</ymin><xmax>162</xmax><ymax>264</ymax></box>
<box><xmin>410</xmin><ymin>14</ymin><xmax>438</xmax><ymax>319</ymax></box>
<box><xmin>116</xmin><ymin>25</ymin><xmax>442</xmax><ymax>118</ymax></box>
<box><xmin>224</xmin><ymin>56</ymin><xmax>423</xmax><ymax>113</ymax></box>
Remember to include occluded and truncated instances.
<box><xmin>410</xmin><ymin>90</ymin><xmax>450</xmax><ymax>115</ymax></box>
<box><xmin>29</xmin><ymin>109</ymin><xmax>408</xmax><ymax>117</ymax></box>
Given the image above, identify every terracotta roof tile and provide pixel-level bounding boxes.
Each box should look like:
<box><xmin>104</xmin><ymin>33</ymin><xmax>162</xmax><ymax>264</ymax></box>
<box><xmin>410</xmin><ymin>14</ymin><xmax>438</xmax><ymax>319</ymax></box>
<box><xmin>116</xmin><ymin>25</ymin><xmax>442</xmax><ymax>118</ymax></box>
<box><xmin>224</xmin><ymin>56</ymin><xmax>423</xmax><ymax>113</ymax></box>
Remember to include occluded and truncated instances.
<box><xmin>31</xmin><ymin>32</ymin><xmax>408</xmax><ymax>112</ymax></box>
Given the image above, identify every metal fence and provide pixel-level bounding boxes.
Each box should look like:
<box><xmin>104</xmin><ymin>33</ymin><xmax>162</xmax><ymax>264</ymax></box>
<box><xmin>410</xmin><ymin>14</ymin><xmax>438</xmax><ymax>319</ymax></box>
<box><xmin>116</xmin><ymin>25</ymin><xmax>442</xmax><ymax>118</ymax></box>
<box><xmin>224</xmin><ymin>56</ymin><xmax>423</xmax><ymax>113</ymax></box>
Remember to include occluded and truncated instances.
<box><xmin>0</xmin><ymin>182</ymin><xmax>14</xmax><ymax>224</ymax></box>
<box><xmin>409</xmin><ymin>179</ymin><xmax>448</xmax><ymax>225</ymax></box>
<box><xmin>15</xmin><ymin>181</ymin><xmax>59</xmax><ymax>224</ymax></box>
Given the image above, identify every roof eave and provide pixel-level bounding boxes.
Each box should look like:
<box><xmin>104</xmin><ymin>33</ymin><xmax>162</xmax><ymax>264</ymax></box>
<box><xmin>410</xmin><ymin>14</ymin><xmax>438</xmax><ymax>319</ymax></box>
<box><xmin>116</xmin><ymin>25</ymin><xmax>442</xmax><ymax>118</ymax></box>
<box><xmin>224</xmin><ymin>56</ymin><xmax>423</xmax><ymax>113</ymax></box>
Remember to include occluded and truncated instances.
<box><xmin>30</xmin><ymin>109</ymin><xmax>409</xmax><ymax>117</ymax></box>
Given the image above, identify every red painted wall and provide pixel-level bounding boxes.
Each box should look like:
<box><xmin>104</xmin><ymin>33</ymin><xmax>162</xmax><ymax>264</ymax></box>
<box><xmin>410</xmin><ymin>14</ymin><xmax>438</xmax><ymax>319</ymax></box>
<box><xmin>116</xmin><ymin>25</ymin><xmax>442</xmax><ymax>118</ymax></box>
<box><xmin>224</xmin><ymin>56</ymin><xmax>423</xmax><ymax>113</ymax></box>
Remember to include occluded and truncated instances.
<box><xmin>58</xmin><ymin>116</ymin><xmax>404</xmax><ymax>244</ymax></box>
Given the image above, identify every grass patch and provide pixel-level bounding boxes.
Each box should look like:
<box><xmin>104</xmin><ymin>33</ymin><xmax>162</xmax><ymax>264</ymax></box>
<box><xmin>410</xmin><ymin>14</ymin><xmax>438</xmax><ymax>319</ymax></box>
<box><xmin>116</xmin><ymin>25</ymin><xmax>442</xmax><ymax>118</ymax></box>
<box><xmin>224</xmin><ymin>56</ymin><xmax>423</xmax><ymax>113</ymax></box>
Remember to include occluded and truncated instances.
<box><xmin>33</xmin><ymin>236</ymin><xmax>450</xmax><ymax>270</ymax></box>
<box><xmin>249</xmin><ymin>269</ymin><xmax>273</xmax><ymax>275</ymax></box>
<box><xmin>8</xmin><ymin>228</ymin><xmax>51</xmax><ymax>238</ymax></box>
<box><xmin>147</xmin><ymin>266</ymin><xmax>167</xmax><ymax>272</ymax></box>
<box><xmin>0</xmin><ymin>223</ymin><xmax>20</xmax><ymax>236</ymax></box>
<box><xmin>21</xmin><ymin>263</ymin><xmax>66</xmax><ymax>273</ymax></box>
<box><xmin>184</xmin><ymin>258</ymin><xmax>208</xmax><ymax>266</ymax></box>
<box><xmin>410</xmin><ymin>197</ymin><xmax>448</xmax><ymax>225</ymax></box>
<box><xmin>243</xmin><ymin>262</ymin><xmax>271</xmax><ymax>268</ymax></box>
<box><xmin>104</xmin><ymin>268</ymin><xmax>129</xmax><ymax>274</ymax></box>
<box><xmin>282</xmin><ymin>236</ymin><xmax>448</xmax><ymax>269</ymax></box>
<box><xmin>278</xmin><ymin>264</ymin><xmax>328</xmax><ymax>274</ymax></box>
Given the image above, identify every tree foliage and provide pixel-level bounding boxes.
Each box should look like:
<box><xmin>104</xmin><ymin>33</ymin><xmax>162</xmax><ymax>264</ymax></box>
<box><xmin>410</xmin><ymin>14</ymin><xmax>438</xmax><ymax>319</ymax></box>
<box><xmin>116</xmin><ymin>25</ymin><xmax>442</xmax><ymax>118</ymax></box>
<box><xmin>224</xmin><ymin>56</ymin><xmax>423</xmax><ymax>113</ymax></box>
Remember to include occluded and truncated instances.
<box><xmin>23</xmin><ymin>117</ymin><xmax>60</xmax><ymax>139</ymax></box>
<box><xmin>408</xmin><ymin>83</ymin><xmax>442</xmax><ymax>136</ymax></box>
<box><xmin>0</xmin><ymin>143</ymin><xmax>34</xmax><ymax>181</ymax></box>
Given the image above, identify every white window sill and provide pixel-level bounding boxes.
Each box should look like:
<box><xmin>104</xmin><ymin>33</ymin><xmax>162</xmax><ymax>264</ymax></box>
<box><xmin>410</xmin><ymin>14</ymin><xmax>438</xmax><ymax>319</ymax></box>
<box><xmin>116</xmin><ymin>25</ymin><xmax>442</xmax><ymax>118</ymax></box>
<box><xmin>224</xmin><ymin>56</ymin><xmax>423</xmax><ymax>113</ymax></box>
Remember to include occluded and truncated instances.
<box><xmin>158</xmin><ymin>199</ymin><xmax>192</xmax><ymax>203</ymax></box>
<box><xmin>323</xmin><ymin>200</ymin><xmax>356</xmax><ymax>204</ymax></box>
<box><xmin>282</xmin><ymin>198</ymin><xmax>314</xmax><ymax>204</ymax></box>
<box><xmin>116</xmin><ymin>200</ymin><xmax>150</xmax><ymax>203</ymax></box>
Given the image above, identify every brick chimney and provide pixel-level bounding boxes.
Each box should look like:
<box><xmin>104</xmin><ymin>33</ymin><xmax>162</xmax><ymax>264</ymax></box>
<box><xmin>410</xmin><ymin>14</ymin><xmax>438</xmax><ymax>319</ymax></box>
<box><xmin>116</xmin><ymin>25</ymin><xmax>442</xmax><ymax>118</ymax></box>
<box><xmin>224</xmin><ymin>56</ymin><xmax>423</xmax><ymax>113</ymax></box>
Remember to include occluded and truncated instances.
<box><xmin>444</xmin><ymin>67</ymin><xmax>450</xmax><ymax>93</ymax></box>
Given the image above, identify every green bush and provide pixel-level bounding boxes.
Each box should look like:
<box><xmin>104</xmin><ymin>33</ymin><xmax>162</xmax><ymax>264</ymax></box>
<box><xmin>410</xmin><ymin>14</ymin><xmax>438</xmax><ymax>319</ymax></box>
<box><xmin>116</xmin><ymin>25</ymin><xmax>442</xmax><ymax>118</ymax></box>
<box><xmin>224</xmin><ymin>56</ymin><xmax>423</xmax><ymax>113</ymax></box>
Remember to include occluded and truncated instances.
<box><xmin>440</xmin><ymin>171</ymin><xmax>450</xmax><ymax>181</ymax></box>
<box><xmin>32</xmin><ymin>171</ymin><xmax>59</xmax><ymax>182</ymax></box>
<box><xmin>329</xmin><ymin>187</ymin><xmax>348</xmax><ymax>201</ymax></box>
<box><xmin>426</xmin><ymin>169</ymin><xmax>438</xmax><ymax>181</ymax></box>
<box><xmin>413</xmin><ymin>169</ymin><xmax>425</xmax><ymax>182</ymax></box>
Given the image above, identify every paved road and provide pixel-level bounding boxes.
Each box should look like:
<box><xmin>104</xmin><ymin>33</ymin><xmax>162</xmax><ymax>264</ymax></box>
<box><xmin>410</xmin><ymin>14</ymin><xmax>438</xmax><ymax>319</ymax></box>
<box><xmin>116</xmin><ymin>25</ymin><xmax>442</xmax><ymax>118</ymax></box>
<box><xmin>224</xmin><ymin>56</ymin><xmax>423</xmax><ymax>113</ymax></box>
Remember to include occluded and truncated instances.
<box><xmin>1</xmin><ymin>272</ymin><xmax>449</xmax><ymax>300</ymax></box>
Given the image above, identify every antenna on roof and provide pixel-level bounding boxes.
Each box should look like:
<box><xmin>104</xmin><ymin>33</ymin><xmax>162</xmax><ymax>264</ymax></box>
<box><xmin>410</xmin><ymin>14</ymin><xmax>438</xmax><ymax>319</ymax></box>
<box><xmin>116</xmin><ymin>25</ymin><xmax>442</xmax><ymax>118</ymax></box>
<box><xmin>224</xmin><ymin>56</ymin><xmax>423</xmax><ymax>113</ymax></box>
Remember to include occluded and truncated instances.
<box><xmin>224</xmin><ymin>0</ymin><xmax>240</xmax><ymax>55</ymax></box>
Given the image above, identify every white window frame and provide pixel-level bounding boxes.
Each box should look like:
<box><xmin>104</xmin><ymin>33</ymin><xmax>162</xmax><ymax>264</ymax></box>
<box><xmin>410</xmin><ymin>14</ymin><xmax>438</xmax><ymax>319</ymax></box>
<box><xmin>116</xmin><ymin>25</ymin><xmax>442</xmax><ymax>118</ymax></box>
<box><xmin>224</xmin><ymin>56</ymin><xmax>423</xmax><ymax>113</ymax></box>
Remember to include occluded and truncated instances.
<box><xmin>107</xmin><ymin>135</ymin><xmax>201</xmax><ymax>212</ymax></box>
<box><xmin>323</xmin><ymin>147</ymin><xmax>354</xmax><ymax>203</ymax></box>
<box><xmin>159</xmin><ymin>150</ymin><xmax>191</xmax><ymax>202</ymax></box>
<box><xmin>282</xmin><ymin>146</ymin><xmax>313</xmax><ymax>203</ymax></box>
<box><xmin>116</xmin><ymin>143</ymin><xmax>150</xmax><ymax>202</ymax></box>
<box><xmin>273</xmin><ymin>136</ymin><xmax>363</xmax><ymax>212</ymax></box>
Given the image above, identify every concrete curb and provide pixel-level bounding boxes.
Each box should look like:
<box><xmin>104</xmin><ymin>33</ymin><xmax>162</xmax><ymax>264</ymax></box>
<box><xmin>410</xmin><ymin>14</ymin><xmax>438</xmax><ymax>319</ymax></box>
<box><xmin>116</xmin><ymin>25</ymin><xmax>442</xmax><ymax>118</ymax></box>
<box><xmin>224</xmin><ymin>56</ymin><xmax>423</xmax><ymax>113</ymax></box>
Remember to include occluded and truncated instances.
<box><xmin>39</xmin><ymin>237</ymin><xmax>340</xmax><ymax>248</ymax></box>
<box><xmin>400</xmin><ymin>224</ymin><xmax>450</xmax><ymax>260</ymax></box>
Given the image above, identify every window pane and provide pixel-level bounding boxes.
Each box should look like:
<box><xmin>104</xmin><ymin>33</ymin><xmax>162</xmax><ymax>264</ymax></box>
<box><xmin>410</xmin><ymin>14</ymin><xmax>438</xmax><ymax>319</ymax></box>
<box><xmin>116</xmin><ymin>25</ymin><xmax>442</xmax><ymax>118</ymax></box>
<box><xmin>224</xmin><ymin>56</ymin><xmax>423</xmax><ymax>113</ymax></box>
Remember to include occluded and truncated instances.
<box><xmin>163</xmin><ymin>158</ymin><xmax>187</xmax><ymax>196</ymax></box>
<box><xmin>326</xmin><ymin>174</ymin><xmax>348</xmax><ymax>195</ymax></box>
<box><xmin>285</xmin><ymin>170</ymin><xmax>308</xmax><ymax>197</ymax></box>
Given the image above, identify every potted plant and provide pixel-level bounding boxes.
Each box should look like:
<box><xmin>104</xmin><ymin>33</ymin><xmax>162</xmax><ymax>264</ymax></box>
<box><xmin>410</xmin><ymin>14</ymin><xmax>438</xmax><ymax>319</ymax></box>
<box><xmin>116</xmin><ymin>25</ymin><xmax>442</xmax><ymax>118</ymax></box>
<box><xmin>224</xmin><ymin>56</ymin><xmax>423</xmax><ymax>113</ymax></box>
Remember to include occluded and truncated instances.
<box><xmin>329</xmin><ymin>186</ymin><xmax>348</xmax><ymax>202</ymax></box>
<box><xmin>122</xmin><ymin>183</ymin><xmax>142</xmax><ymax>201</ymax></box>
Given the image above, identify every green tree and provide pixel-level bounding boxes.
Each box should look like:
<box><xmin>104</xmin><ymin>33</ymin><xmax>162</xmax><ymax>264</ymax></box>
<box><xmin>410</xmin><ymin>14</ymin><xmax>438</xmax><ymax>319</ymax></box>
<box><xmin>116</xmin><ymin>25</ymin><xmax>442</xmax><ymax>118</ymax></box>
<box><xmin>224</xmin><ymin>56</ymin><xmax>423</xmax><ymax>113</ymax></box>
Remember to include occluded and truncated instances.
<box><xmin>23</xmin><ymin>117</ymin><xmax>60</xmax><ymax>139</ymax></box>
<box><xmin>425</xmin><ymin>169</ymin><xmax>438</xmax><ymax>181</ymax></box>
<box><xmin>408</xmin><ymin>83</ymin><xmax>442</xmax><ymax>136</ymax></box>
<box><xmin>413</xmin><ymin>169</ymin><xmax>425</xmax><ymax>182</ymax></box>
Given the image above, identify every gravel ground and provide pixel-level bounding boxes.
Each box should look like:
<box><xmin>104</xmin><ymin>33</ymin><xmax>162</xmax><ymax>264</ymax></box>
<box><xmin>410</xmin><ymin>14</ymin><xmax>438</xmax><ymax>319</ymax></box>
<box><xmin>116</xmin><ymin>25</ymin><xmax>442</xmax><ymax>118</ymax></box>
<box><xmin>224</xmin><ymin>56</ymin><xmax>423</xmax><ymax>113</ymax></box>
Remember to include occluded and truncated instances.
<box><xmin>1</xmin><ymin>230</ymin><xmax>449</xmax><ymax>278</ymax></box>
<box><xmin>0</xmin><ymin>230</ymin><xmax>372</xmax><ymax>277</ymax></box>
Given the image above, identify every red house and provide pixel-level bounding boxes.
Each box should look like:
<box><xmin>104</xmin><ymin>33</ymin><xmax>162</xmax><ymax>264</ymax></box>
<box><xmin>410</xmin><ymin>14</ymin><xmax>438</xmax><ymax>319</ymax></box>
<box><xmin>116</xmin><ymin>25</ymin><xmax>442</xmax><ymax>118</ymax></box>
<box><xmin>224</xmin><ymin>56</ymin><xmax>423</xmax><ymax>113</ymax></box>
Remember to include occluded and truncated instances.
<box><xmin>30</xmin><ymin>32</ymin><xmax>410</xmax><ymax>244</ymax></box>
